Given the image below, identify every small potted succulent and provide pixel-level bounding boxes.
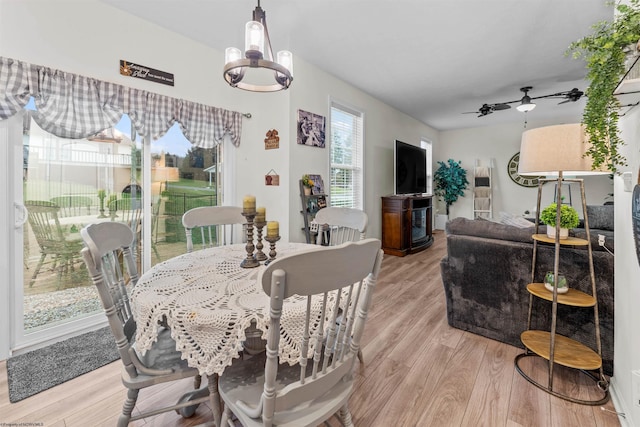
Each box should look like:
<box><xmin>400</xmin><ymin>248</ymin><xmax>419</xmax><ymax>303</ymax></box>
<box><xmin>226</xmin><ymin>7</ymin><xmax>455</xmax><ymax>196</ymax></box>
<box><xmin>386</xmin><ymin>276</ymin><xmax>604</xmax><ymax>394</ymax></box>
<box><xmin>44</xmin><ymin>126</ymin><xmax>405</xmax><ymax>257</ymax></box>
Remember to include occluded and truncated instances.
<box><xmin>544</xmin><ymin>271</ymin><xmax>569</xmax><ymax>294</ymax></box>
<box><xmin>539</xmin><ymin>203</ymin><xmax>580</xmax><ymax>239</ymax></box>
<box><xmin>301</xmin><ymin>174</ymin><xmax>314</xmax><ymax>195</ymax></box>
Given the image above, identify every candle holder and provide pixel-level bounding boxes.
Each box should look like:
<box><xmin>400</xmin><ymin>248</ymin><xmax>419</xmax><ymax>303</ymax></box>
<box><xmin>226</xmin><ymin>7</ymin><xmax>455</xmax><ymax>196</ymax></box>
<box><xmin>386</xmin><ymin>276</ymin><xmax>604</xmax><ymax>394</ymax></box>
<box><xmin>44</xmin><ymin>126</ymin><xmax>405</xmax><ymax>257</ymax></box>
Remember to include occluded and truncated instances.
<box><xmin>241</xmin><ymin>211</ymin><xmax>260</xmax><ymax>268</ymax></box>
<box><xmin>255</xmin><ymin>221</ymin><xmax>267</xmax><ymax>261</ymax></box>
<box><xmin>264</xmin><ymin>235</ymin><xmax>281</xmax><ymax>265</ymax></box>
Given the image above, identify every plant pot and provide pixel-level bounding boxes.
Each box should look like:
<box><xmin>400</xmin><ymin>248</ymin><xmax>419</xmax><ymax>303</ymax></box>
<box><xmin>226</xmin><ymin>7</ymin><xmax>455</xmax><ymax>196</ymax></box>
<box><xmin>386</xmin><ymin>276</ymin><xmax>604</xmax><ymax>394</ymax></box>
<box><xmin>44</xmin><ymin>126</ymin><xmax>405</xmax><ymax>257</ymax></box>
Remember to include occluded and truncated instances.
<box><xmin>546</xmin><ymin>225</ymin><xmax>568</xmax><ymax>239</ymax></box>
<box><xmin>304</xmin><ymin>187</ymin><xmax>312</xmax><ymax>196</ymax></box>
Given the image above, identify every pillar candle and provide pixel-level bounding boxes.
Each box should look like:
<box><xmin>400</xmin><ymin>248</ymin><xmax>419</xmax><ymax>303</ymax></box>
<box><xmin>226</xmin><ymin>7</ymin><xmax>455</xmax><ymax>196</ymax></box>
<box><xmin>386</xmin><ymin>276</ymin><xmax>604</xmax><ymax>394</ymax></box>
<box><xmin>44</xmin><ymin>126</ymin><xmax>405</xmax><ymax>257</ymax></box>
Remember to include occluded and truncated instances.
<box><xmin>256</xmin><ymin>207</ymin><xmax>266</xmax><ymax>223</ymax></box>
<box><xmin>267</xmin><ymin>221</ymin><xmax>279</xmax><ymax>237</ymax></box>
<box><xmin>243</xmin><ymin>195</ymin><xmax>256</xmax><ymax>212</ymax></box>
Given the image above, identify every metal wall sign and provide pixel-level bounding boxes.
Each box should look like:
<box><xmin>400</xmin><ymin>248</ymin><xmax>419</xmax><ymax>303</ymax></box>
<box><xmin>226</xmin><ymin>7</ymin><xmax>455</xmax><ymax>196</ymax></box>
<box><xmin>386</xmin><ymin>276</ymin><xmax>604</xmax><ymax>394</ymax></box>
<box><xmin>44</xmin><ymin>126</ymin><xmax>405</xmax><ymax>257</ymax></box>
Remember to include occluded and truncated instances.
<box><xmin>120</xmin><ymin>60</ymin><xmax>174</xmax><ymax>86</ymax></box>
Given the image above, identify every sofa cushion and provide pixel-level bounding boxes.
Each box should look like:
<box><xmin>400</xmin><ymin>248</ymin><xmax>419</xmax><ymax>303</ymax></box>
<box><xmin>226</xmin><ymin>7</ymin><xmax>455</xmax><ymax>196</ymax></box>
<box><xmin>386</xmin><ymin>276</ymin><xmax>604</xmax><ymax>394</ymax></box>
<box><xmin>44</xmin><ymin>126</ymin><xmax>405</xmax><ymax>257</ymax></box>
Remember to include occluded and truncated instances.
<box><xmin>446</xmin><ymin>217</ymin><xmax>535</xmax><ymax>244</ymax></box>
<box><xmin>586</xmin><ymin>205</ymin><xmax>614</xmax><ymax>231</ymax></box>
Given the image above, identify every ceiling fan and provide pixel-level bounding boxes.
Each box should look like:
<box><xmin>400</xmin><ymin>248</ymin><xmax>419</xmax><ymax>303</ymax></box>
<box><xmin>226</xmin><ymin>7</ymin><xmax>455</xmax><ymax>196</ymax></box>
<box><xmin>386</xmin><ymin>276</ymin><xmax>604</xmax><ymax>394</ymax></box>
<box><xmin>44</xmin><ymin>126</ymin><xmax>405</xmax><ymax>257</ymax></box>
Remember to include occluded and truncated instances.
<box><xmin>463</xmin><ymin>86</ymin><xmax>584</xmax><ymax>118</ymax></box>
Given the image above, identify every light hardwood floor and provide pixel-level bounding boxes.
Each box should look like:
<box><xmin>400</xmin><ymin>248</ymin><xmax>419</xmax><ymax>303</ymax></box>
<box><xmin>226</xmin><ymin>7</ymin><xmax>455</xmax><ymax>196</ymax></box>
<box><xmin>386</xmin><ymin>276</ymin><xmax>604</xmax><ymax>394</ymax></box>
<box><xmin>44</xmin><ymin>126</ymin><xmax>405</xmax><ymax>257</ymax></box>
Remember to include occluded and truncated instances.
<box><xmin>1</xmin><ymin>230</ymin><xmax>621</xmax><ymax>426</ymax></box>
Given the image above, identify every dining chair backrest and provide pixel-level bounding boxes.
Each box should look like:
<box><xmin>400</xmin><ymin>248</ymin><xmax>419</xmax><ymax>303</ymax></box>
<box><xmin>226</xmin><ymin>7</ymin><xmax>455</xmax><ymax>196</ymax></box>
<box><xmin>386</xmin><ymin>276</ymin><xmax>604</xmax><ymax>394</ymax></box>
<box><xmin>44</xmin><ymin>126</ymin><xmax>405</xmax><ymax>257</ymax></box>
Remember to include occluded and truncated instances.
<box><xmin>182</xmin><ymin>206</ymin><xmax>245</xmax><ymax>252</ymax></box>
<box><xmin>256</xmin><ymin>238</ymin><xmax>383</xmax><ymax>425</ymax></box>
<box><xmin>50</xmin><ymin>195</ymin><xmax>93</xmax><ymax>217</ymax></box>
<box><xmin>313</xmin><ymin>207</ymin><xmax>368</xmax><ymax>246</ymax></box>
<box><xmin>81</xmin><ymin>222</ymin><xmax>139</xmax><ymax>373</ymax></box>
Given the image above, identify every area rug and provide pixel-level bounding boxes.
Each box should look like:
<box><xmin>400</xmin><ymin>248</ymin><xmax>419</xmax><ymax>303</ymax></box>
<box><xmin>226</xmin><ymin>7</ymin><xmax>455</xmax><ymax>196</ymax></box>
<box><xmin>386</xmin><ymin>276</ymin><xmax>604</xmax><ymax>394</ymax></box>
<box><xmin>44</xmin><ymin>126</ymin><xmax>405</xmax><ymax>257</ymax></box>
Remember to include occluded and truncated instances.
<box><xmin>6</xmin><ymin>326</ymin><xmax>119</xmax><ymax>403</ymax></box>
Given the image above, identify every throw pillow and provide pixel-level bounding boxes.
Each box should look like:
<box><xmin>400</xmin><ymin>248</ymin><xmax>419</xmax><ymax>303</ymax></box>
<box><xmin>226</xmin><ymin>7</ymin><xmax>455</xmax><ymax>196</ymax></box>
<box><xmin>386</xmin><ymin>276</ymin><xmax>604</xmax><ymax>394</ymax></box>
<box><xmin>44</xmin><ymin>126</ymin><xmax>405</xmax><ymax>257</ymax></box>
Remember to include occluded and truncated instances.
<box><xmin>499</xmin><ymin>211</ymin><xmax>535</xmax><ymax>229</ymax></box>
<box><xmin>586</xmin><ymin>205</ymin><xmax>614</xmax><ymax>231</ymax></box>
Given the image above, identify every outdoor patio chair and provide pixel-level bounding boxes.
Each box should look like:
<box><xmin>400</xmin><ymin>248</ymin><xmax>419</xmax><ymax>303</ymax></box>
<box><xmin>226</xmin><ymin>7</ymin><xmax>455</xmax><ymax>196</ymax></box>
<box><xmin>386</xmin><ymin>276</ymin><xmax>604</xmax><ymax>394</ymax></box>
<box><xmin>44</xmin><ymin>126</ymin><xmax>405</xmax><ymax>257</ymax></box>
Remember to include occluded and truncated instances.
<box><xmin>50</xmin><ymin>195</ymin><xmax>93</xmax><ymax>217</ymax></box>
<box><xmin>25</xmin><ymin>200</ymin><xmax>84</xmax><ymax>288</ymax></box>
<box><xmin>219</xmin><ymin>238</ymin><xmax>383</xmax><ymax>427</ymax></box>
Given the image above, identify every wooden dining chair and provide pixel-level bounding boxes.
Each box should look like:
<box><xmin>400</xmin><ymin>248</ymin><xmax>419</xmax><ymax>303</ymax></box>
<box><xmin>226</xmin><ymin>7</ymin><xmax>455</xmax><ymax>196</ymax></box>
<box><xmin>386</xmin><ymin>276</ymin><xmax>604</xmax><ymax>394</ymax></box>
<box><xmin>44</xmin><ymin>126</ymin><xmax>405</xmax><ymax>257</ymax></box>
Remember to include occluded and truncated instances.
<box><xmin>182</xmin><ymin>206</ymin><xmax>245</xmax><ymax>252</ymax></box>
<box><xmin>219</xmin><ymin>238</ymin><xmax>383</xmax><ymax>427</ymax></box>
<box><xmin>80</xmin><ymin>222</ymin><xmax>220</xmax><ymax>427</ymax></box>
<box><xmin>313</xmin><ymin>207</ymin><xmax>368</xmax><ymax>246</ymax></box>
<box><xmin>313</xmin><ymin>207</ymin><xmax>369</xmax><ymax>363</ymax></box>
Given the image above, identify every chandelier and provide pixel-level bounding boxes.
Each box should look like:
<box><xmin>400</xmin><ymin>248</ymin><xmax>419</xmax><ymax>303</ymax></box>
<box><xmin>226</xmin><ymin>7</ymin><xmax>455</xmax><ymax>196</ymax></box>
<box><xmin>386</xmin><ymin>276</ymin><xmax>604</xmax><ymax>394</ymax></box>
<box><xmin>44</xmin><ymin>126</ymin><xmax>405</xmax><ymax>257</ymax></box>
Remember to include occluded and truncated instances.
<box><xmin>223</xmin><ymin>1</ymin><xmax>293</xmax><ymax>92</ymax></box>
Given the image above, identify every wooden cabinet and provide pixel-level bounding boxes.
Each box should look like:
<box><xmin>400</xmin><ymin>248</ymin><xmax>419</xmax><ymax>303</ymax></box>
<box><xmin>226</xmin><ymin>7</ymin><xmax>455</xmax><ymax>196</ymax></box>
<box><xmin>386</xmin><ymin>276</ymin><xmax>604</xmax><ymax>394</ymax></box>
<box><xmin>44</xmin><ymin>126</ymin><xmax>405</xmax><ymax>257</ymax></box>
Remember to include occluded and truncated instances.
<box><xmin>515</xmin><ymin>178</ymin><xmax>609</xmax><ymax>405</ymax></box>
<box><xmin>381</xmin><ymin>195</ymin><xmax>433</xmax><ymax>257</ymax></box>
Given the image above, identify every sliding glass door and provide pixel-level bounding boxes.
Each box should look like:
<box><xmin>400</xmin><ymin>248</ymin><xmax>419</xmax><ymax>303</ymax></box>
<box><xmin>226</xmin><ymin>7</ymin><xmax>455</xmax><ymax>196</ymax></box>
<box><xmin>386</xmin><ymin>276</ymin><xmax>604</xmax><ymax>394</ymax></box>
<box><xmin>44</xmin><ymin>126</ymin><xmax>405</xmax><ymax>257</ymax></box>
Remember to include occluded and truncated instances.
<box><xmin>10</xmin><ymin>105</ymin><xmax>225</xmax><ymax>353</ymax></box>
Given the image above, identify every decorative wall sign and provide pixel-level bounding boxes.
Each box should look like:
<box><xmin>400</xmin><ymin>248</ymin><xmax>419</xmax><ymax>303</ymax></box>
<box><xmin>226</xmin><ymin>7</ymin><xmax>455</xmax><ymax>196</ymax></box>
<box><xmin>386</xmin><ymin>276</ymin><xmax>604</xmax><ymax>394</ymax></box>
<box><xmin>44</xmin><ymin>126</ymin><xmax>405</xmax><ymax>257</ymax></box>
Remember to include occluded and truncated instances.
<box><xmin>120</xmin><ymin>60</ymin><xmax>174</xmax><ymax>86</ymax></box>
<box><xmin>297</xmin><ymin>109</ymin><xmax>326</xmax><ymax>147</ymax></box>
<box><xmin>264</xmin><ymin>129</ymin><xmax>280</xmax><ymax>149</ymax></box>
<box><xmin>265</xmin><ymin>169</ymin><xmax>280</xmax><ymax>186</ymax></box>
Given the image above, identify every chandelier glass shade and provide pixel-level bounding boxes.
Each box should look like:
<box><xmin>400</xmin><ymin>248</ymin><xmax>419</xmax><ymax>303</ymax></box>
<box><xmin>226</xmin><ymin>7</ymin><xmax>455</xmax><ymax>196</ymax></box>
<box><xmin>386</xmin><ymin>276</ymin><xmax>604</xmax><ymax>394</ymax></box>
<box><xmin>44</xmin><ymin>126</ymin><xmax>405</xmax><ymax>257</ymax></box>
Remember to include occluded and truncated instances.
<box><xmin>223</xmin><ymin>1</ymin><xmax>293</xmax><ymax>92</ymax></box>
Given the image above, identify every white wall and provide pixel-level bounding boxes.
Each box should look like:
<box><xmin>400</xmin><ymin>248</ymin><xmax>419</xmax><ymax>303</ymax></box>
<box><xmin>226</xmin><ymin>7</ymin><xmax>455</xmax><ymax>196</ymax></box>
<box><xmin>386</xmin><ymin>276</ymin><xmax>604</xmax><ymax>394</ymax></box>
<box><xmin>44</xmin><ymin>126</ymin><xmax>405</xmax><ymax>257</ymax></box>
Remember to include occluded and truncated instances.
<box><xmin>612</xmin><ymin>107</ymin><xmax>640</xmax><ymax>426</ymax></box>
<box><xmin>437</xmin><ymin>120</ymin><xmax>613</xmax><ymax>219</ymax></box>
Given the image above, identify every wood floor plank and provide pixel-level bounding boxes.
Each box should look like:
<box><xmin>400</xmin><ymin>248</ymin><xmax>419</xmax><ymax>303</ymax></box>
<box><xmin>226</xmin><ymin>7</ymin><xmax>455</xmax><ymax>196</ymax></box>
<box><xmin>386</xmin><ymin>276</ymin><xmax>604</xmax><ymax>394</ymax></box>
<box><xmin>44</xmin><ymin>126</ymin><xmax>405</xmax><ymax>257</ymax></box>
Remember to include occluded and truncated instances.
<box><xmin>413</xmin><ymin>332</ymin><xmax>488</xmax><ymax>426</ymax></box>
<box><xmin>0</xmin><ymin>231</ymin><xmax>619</xmax><ymax>426</ymax></box>
<box><xmin>460</xmin><ymin>340</ymin><xmax>520</xmax><ymax>427</ymax></box>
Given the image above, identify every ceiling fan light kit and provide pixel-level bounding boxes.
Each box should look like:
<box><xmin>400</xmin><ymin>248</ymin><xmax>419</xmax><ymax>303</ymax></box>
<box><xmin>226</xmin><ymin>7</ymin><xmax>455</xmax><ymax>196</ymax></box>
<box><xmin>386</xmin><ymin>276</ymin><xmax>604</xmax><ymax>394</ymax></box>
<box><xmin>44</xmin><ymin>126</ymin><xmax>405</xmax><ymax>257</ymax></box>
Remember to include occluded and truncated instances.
<box><xmin>516</xmin><ymin>87</ymin><xmax>536</xmax><ymax>112</ymax></box>
<box><xmin>465</xmin><ymin>86</ymin><xmax>583</xmax><ymax>117</ymax></box>
<box><xmin>223</xmin><ymin>0</ymin><xmax>294</xmax><ymax>92</ymax></box>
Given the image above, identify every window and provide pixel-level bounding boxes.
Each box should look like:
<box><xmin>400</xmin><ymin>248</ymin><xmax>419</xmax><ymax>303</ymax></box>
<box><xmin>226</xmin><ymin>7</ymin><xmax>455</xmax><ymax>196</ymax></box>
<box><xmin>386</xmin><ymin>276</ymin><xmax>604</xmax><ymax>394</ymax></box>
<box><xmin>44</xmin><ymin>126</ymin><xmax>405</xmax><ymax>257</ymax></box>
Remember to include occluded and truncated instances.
<box><xmin>421</xmin><ymin>139</ymin><xmax>433</xmax><ymax>194</ymax></box>
<box><xmin>330</xmin><ymin>102</ymin><xmax>363</xmax><ymax>209</ymax></box>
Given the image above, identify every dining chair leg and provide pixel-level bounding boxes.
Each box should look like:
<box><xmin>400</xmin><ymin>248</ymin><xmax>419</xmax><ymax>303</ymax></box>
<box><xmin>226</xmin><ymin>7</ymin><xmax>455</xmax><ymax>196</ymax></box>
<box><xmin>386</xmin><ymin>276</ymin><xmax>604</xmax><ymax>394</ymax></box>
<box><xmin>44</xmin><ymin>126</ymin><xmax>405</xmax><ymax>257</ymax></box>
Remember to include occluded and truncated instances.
<box><xmin>207</xmin><ymin>374</ymin><xmax>222</xmax><ymax>427</ymax></box>
<box><xmin>339</xmin><ymin>404</ymin><xmax>354</xmax><ymax>427</ymax></box>
<box><xmin>118</xmin><ymin>388</ymin><xmax>138</xmax><ymax>427</ymax></box>
<box><xmin>220</xmin><ymin>405</ymin><xmax>231</xmax><ymax>427</ymax></box>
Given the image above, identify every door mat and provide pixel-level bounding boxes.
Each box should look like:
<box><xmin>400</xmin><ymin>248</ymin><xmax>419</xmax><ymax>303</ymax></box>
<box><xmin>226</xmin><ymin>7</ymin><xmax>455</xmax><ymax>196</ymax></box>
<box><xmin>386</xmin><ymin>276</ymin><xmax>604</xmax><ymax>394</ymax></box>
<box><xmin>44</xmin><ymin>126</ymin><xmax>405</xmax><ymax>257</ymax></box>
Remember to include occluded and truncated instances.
<box><xmin>6</xmin><ymin>326</ymin><xmax>119</xmax><ymax>403</ymax></box>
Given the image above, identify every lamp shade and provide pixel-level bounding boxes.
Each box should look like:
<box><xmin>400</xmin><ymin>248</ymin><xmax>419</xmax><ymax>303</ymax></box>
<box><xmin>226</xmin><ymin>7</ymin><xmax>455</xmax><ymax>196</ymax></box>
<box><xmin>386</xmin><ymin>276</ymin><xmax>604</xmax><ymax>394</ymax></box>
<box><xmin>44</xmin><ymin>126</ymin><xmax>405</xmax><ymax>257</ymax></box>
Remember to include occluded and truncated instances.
<box><xmin>518</xmin><ymin>123</ymin><xmax>610</xmax><ymax>176</ymax></box>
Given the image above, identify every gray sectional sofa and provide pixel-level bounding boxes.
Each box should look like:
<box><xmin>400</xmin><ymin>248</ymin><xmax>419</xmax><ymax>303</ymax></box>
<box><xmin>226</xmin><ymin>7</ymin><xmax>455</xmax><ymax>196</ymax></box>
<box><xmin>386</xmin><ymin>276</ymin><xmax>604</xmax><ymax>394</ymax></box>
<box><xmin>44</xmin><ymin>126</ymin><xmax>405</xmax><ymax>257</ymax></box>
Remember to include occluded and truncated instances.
<box><xmin>439</xmin><ymin>209</ymin><xmax>615</xmax><ymax>375</ymax></box>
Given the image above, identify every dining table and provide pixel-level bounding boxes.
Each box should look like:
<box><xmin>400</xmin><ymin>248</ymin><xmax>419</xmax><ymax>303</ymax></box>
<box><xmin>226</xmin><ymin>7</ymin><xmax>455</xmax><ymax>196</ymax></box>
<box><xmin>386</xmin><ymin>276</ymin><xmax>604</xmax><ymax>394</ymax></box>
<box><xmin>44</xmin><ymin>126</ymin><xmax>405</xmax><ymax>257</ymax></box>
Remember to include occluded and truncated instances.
<box><xmin>130</xmin><ymin>241</ymin><xmax>352</xmax><ymax>425</ymax></box>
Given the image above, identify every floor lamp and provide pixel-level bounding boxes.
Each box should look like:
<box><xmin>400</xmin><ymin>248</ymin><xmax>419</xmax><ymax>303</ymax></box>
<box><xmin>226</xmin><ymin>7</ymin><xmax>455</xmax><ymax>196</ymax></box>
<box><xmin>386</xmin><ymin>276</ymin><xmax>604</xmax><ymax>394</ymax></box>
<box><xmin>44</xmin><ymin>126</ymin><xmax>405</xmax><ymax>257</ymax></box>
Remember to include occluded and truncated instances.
<box><xmin>516</xmin><ymin>123</ymin><xmax>610</xmax><ymax>404</ymax></box>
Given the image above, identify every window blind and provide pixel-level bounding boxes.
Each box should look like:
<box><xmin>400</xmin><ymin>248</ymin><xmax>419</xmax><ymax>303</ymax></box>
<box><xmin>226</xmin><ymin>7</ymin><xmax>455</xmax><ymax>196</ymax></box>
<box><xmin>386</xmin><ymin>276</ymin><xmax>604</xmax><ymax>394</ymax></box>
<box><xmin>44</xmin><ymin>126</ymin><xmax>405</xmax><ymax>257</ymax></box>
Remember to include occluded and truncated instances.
<box><xmin>330</xmin><ymin>102</ymin><xmax>363</xmax><ymax>209</ymax></box>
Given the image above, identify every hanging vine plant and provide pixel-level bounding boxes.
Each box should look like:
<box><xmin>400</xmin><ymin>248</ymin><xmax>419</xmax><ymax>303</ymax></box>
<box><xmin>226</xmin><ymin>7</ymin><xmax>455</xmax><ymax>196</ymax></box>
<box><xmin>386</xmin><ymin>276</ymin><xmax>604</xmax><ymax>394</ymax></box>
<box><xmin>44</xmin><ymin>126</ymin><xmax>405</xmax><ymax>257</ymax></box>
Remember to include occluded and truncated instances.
<box><xmin>567</xmin><ymin>0</ymin><xmax>640</xmax><ymax>173</ymax></box>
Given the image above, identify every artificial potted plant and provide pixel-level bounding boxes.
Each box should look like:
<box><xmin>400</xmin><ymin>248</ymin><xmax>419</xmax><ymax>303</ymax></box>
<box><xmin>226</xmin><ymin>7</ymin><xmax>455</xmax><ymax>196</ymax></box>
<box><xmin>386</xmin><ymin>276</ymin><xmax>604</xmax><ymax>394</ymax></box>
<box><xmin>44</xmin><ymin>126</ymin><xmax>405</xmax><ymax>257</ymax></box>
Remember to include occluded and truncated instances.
<box><xmin>433</xmin><ymin>159</ymin><xmax>469</xmax><ymax>217</ymax></box>
<box><xmin>301</xmin><ymin>174</ymin><xmax>314</xmax><ymax>195</ymax></box>
<box><xmin>567</xmin><ymin>0</ymin><xmax>640</xmax><ymax>173</ymax></box>
<box><xmin>539</xmin><ymin>202</ymin><xmax>580</xmax><ymax>239</ymax></box>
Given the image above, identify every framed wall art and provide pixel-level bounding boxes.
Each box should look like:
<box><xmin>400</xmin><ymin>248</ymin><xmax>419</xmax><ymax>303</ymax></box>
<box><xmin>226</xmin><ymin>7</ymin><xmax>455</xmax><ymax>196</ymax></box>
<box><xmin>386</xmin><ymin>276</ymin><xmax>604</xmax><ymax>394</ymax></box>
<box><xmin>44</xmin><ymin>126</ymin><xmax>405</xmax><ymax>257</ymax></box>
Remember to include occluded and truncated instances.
<box><xmin>297</xmin><ymin>109</ymin><xmax>326</xmax><ymax>148</ymax></box>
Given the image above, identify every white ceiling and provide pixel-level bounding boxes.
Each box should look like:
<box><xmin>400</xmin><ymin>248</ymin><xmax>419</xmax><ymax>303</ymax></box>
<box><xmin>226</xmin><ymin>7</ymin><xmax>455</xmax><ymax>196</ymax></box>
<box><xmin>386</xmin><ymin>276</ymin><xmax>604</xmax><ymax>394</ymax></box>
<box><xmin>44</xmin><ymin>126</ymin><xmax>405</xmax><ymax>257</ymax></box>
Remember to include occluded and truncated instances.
<box><xmin>99</xmin><ymin>0</ymin><xmax>614</xmax><ymax>131</ymax></box>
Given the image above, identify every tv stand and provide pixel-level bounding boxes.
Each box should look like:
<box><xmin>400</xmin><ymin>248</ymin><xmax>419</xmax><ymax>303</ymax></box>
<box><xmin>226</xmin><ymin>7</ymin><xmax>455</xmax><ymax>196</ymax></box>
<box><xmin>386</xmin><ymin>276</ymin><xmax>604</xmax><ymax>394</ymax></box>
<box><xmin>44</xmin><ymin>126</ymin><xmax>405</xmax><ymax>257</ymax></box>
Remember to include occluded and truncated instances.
<box><xmin>381</xmin><ymin>195</ymin><xmax>433</xmax><ymax>257</ymax></box>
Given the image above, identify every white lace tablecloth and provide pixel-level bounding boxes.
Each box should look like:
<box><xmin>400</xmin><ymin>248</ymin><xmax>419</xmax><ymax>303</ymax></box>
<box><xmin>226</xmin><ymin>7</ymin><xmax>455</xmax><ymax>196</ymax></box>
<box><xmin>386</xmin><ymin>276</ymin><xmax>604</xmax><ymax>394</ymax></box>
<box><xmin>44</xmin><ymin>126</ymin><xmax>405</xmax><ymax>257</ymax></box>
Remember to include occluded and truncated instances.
<box><xmin>132</xmin><ymin>242</ymin><xmax>338</xmax><ymax>376</ymax></box>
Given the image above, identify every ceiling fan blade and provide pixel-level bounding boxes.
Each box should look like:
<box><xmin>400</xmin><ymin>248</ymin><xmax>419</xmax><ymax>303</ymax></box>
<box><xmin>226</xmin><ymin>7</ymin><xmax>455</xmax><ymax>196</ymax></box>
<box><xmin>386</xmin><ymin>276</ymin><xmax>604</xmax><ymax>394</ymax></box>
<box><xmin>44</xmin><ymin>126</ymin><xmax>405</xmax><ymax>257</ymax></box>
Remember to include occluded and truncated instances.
<box><xmin>492</xmin><ymin>103</ymin><xmax>511</xmax><ymax>111</ymax></box>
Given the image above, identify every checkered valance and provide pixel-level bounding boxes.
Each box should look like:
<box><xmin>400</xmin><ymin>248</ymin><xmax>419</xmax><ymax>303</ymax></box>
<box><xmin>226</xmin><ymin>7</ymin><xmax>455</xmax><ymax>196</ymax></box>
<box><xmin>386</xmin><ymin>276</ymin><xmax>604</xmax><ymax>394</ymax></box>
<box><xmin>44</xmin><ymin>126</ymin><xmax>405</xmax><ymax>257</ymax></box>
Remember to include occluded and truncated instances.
<box><xmin>0</xmin><ymin>57</ymin><xmax>242</xmax><ymax>147</ymax></box>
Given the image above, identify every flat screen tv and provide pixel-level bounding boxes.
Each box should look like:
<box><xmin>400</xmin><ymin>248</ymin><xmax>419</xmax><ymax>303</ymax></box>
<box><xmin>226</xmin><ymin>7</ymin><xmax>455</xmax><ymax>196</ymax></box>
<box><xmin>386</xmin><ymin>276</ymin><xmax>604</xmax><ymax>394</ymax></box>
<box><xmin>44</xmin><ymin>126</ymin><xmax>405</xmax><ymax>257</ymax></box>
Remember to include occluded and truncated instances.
<box><xmin>394</xmin><ymin>140</ymin><xmax>427</xmax><ymax>195</ymax></box>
